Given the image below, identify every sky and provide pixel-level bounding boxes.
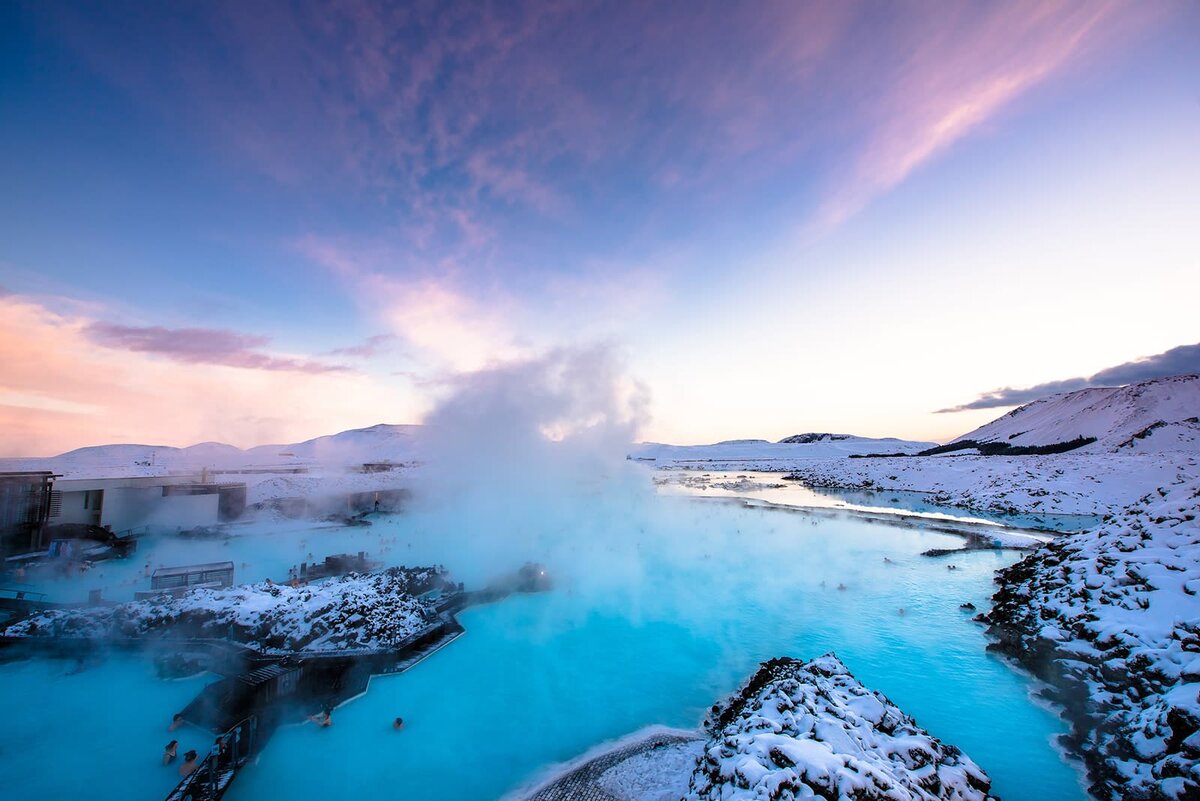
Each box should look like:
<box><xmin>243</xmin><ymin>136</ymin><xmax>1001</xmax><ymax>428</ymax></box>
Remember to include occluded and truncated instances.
<box><xmin>1</xmin><ymin>0</ymin><xmax>1198</xmax><ymax>456</ymax></box>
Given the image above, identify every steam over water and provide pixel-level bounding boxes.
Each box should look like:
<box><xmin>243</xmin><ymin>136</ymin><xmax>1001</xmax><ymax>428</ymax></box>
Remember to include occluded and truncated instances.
<box><xmin>0</xmin><ymin>350</ymin><xmax>1086</xmax><ymax>800</ymax></box>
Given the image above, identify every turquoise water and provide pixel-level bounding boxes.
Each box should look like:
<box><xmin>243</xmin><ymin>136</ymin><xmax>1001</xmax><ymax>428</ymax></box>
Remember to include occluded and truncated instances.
<box><xmin>229</xmin><ymin>498</ymin><xmax>1084</xmax><ymax>801</ymax></box>
<box><xmin>0</xmin><ymin>656</ymin><xmax>213</xmax><ymax>799</ymax></box>
<box><xmin>1</xmin><ymin>493</ymin><xmax>1086</xmax><ymax>801</ymax></box>
<box><xmin>807</xmin><ymin>486</ymin><xmax>1102</xmax><ymax>532</ymax></box>
<box><xmin>665</xmin><ymin>469</ymin><xmax>1101</xmax><ymax>532</ymax></box>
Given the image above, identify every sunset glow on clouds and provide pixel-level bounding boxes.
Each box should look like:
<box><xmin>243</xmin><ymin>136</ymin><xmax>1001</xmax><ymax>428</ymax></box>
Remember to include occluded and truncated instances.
<box><xmin>1</xmin><ymin>1</ymin><xmax>1197</xmax><ymax>454</ymax></box>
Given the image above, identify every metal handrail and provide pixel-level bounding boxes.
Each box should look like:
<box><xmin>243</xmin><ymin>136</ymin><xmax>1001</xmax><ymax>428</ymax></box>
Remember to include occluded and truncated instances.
<box><xmin>163</xmin><ymin>716</ymin><xmax>256</xmax><ymax>801</ymax></box>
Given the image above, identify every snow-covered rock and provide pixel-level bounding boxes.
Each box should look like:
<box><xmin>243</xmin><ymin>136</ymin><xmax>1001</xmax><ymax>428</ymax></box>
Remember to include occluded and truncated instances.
<box><xmin>953</xmin><ymin>374</ymin><xmax>1200</xmax><ymax>454</ymax></box>
<box><xmin>685</xmin><ymin>653</ymin><xmax>995</xmax><ymax>801</ymax></box>
<box><xmin>4</xmin><ymin>567</ymin><xmax>449</xmax><ymax>653</ymax></box>
<box><xmin>983</xmin><ymin>478</ymin><xmax>1200</xmax><ymax>800</ymax></box>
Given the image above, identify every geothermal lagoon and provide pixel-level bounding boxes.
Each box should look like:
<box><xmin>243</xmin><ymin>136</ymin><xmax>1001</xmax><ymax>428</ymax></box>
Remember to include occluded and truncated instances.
<box><xmin>1</xmin><ymin>478</ymin><xmax>1086</xmax><ymax>801</ymax></box>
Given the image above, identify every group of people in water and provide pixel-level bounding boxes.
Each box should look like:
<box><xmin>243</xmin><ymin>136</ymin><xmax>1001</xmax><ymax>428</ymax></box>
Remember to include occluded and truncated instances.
<box><xmin>163</xmin><ymin>705</ymin><xmax>407</xmax><ymax>782</ymax></box>
<box><xmin>163</xmin><ymin>714</ymin><xmax>202</xmax><ymax>777</ymax></box>
<box><xmin>162</xmin><ymin>738</ymin><xmax>198</xmax><ymax>777</ymax></box>
<box><xmin>306</xmin><ymin>706</ymin><xmax>406</xmax><ymax>731</ymax></box>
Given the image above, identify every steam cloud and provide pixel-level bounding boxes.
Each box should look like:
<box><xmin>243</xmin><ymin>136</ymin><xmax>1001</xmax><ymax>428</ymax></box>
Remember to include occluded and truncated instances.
<box><xmin>937</xmin><ymin>341</ymin><xmax>1200</xmax><ymax>412</ymax></box>
<box><xmin>405</xmin><ymin>344</ymin><xmax>654</xmax><ymax>586</ymax></box>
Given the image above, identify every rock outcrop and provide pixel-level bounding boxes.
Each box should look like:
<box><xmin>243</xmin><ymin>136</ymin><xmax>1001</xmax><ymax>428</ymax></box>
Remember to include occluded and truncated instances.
<box><xmin>5</xmin><ymin>566</ymin><xmax>449</xmax><ymax>652</ymax></box>
<box><xmin>685</xmin><ymin>653</ymin><xmax>995</xmax><ymax>801</ymax></box>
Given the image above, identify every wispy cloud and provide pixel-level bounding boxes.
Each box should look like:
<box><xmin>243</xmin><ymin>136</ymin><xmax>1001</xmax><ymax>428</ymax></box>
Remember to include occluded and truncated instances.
<box><xmin>84</xmin><ymin>322</ymin><xmax>349</xmax><ymax>374</ymax></box>
<box><xmin>50</xmin><ymin>0</ymin><xmax>1169</xmax><ymax>263</ymax></box>
<box><xmin>813</xmin><ymin>0</ymin><xmax>1154</xmax><ymax>229</ymax></box>
<box><xmin>937</xmin><ymin>342</ymin><xmax>1200</xmax><ymax>412</ymax></box>
<box><xmin>326</xmin><ymin>334</ymin><xmax>397</xmax><ymax>359</ymax></box>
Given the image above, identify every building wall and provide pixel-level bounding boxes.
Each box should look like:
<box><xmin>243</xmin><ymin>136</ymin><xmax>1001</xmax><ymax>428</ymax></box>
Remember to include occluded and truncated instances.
<box><xmin>54</xmin><ymin>490</ymin><xmax>95</xmax><ymax>525</ymax></box>
<box><xmin>100</xmin><ymin>488</ymin><xmax>218</xmax><ymax>531</ymax></box>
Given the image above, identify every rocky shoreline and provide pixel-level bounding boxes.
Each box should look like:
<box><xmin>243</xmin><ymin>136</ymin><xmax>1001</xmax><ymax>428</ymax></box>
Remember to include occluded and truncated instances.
<box><xmin>3</xmin><ymin>566</ymin><xmax>452</xmax><ymax>652</ymax></box>
<box><xmin>981</xmin><ymin>479</ymin><xmax>1200</xmax><ymax>800</ymax></box>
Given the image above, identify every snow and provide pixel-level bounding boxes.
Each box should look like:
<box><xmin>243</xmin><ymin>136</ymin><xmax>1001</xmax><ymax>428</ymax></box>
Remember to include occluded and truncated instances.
<box><xmin>598</xmin><ymin>740</ymin><xmax>706</xmax><ymax>801</ymax></box>
<box><xmin>685</xmin><ymin>653</ymin><xmax>995</xmax><ymax>801</ymax></box>
<box><xmin>0</xmin><ymin>423</ymin><xmax>423</xmax><ymax>478</ymax></box>
<box><xmin>952</xmin><ymin>374</ymin><xmax>1200</xmax><ymax>453</ymax></box>
<box><xmin>630</xmin><ymin>433</ymin><xmax>935</xmax><ymax>463</ymax></box>
<box><xmin>780</xmin><ymin>451</ymin><xmax>1200</xmax><ymax>517</ymax></box>
<box><xmin>983</xmin><ymin>477</ymin><xmax>1200</xmax><ymax>800</ymax></box>
<box><xmin>4</xmin><ymin>566</ymin><xmax>448</xmax><ymax>653</ymax></box>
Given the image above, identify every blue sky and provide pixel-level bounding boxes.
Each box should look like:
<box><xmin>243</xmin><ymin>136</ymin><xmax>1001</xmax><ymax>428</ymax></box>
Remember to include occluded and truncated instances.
<box><xmin>1</xmin><ymin>1</ymin><xmax>1198</xmax><ymax>455</ymax></box>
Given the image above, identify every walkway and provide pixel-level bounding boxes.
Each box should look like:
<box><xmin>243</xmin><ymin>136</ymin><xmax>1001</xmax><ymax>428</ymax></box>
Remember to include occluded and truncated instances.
<box><xmin>523</xmin><ymin>731</ymin><xmax>702</xmax><ymax>801</ymax></box>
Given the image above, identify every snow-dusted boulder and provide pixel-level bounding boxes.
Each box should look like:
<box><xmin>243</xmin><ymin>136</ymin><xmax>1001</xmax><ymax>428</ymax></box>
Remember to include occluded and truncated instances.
<box><xmin>5</xmin><ymin>566</ymin><xmax>448</xmax><ymax>653</ymax></box>
<box><xmin>984</xmin><ymin>478</ymin><xmax>1200</xmax><ymax>800</ymax></box>
<box><xmin>685</xmin><ymin>654</ymin><xmax>995</xmax><ymax>801</ymax></box>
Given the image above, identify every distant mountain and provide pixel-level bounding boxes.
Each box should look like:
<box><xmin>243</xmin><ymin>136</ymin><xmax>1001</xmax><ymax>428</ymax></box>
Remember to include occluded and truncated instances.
<box><xmin>949</xmin><ymin>374</ymin><xmax>1199</xmax><ymax>454</ymax></box>
<box><xmin>5</xmin><ymin>424</ymin><xmax>425</xmax><ymax>478</ymax></box>
<box><xmin>247</xmin><ymin>423</ymin><xmax>423</xmax><ymax>462</ymax></box>
<box><xmin>630</xmin><ymin>433</ymin><xmax>935</xmax><ymax>462</ymax></box>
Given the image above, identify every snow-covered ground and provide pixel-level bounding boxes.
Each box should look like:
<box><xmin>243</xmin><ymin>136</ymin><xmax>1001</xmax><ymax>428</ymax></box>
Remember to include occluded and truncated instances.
<box><xmin>629</xmin><ymin>433</ymin><xmax>934</xmax><ymax>463</ymax></box>
<box><xmin>780</xmin><ymin>452</ymin><xmax>1200</xmax><ymax>517</ymax></box>
<box><xmin>598</xmin><ymin>739</ymin><xmax>706</xmax><ymax>801</ymax></box>
<box><xmin>983</xmin><ymin>477</ymin><xmax>1200</xmax><ymax>801</ymax></box>
<box><xmin>4</xmin><ymin>566</ymin><xmax>448</xmax><ymax>653</ymax></box>
<box><xmin>685</xmin><ymin>653</ymin><xmax>995</xmax><ymax>800</ymax></box>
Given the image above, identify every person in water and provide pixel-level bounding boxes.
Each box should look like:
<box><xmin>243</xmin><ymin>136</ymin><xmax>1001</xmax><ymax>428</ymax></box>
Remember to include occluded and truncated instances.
<box><xmin>169</xmin><ymin>713</ymin><xmax>184</xmax><ymax>731</ymax></box>
<box><xmin>179</xmin><ymin>750</ymin><xmax>199</xmax><ymax>777</ymax></box>
<box><xmin>392</xmin><ymin>717</ymin><xmax>404</xmax><ymax>731</ymax></box>
<box><xmin>309</xmin><ymin>707</ymin><xmax>333</xmax><ymax>727</ymax></box>
<box><xmin>163</xmin><ymin>740</ymin><xmax>178</xmax><ymax>765</ymax></box>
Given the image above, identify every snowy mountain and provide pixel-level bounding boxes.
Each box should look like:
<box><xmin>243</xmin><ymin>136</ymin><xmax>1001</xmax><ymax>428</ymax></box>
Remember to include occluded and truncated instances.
<box><xmin>0</xmin><ymin>424</ymin><xmax>425</xmax><ymax>478</ymax></box>
<box><xmin>247</xmin><ymin>423</ymin><xmax>423</xmax><ymax>463</ymax></box>
<box><xmin>950</xmin><ymin>374</ymin><xmax>1200</xmax><ymax>453</ymax></box>
<box><xmin>629</xmin><ymin>434</ymin><xmax>934</xmax><ymax>463</ymax></box>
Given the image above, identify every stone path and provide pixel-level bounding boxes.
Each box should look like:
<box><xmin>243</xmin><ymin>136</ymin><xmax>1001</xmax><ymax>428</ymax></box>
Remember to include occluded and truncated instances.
<box><xmin>523</xmin><ymin>731</ymin><xmax>702</xmax><ymax>801</ymax></box>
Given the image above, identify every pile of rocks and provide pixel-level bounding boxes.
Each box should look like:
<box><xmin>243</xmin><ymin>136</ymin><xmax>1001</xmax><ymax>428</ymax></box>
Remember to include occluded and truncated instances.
<box><xmin>685</xmin><ymin>653</ymin><xmax>995</xmax><ymax>801</ymax></box>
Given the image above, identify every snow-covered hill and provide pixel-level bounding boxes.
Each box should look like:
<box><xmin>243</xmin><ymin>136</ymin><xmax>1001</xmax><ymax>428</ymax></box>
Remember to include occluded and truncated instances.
<box><xmin>630</xmin><ymin>434</ymin><xmax>934</xmax><ymax>463</ymax></box>
<box><xmin>0</xmin><ymin>424</ymin><xmax>425</xmax><ymax>478</ymax></box>
<box><xmin>952</xmin><ymin>374</ymin><xmax>1199</xmax><ymax>454</ymax></box>
<box><xmin>247</xmin><ymin>423</ymin><xmax>423</xmax><ymax>463</ymax></box>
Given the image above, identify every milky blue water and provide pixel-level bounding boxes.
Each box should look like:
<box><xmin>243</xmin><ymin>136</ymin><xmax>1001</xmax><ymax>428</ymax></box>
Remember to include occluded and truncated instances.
<box><xmin>0</xmin><ymin>656</ymin><xmax>212</xmax><ymax>799</ymax></box>
<box><xmin>664</xmin><ymin>469</ymin><xmax>1101</xmax><ymax>532</ymax></box>
<box><xmin>1</xmin><ymin>493</ymin><xmax>1087</xmax><ymax>801</ymax></box>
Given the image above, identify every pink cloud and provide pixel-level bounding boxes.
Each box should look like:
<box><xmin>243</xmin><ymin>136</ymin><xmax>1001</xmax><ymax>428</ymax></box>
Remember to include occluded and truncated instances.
<box><xmin>326</xmin><ymin>333</ymin><xmax>398</xmax><ymax>358</ymax></box>
<box><xmin>812</xmin><ymin>0</ymin><xmax>1164</xmax><ymax>229</ymax></box>
<box><xmin>84</xmin><ymin>322</ymin><xmax>350</xmax><ymax>374</ymax></box>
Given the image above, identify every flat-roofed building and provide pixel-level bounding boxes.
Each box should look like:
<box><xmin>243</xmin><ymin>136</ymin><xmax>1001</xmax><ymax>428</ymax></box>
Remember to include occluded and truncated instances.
<box><xmin>51</xmin><ymin>475</ymin><xmax>246</xmax><ymax>533</ymax></box>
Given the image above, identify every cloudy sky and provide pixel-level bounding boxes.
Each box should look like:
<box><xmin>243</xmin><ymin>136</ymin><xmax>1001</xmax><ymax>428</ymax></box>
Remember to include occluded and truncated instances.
<box><xmin>1</xmin><ymin>1</ymin><xmax>1198</xmax><ymax>455</ymax></box>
